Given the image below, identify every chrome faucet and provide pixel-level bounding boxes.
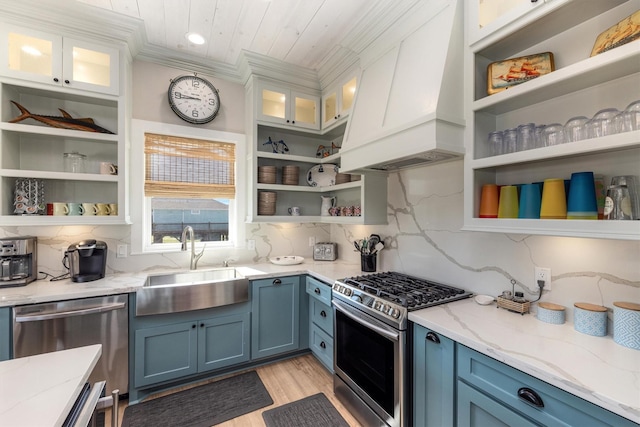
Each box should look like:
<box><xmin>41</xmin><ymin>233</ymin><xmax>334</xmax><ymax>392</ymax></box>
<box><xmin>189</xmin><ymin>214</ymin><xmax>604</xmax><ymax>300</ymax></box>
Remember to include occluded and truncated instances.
<box><xmin>181</xmin><ymin>226</ymin><xmax>205</xmax><ymax>270</ymax></box>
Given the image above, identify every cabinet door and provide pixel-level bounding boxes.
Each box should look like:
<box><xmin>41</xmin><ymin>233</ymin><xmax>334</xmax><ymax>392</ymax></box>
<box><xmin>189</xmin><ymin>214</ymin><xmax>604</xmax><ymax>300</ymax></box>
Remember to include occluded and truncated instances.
<box><xmin>467</xmin><ymin>0</ymin><xmax>546</xmax><ymax>46</ymax></box>
<box><xmin>0</xmin><ymin>307</ymin><xmax>10</xmax><ymax>361</ymax></box>
<box><xmin>413</xmin><ymin>325</ymin><xmax>456</xmax><ymax>427</ymax></box>
<box><xmin>457</xmin><ymin>380</ymin><xmax>539</xmax><ymax>427</ymax></box>
<box><xmin>62</xmin><ymin>37</ymin><xmax>119</xmax><ymax>95</ymax></box>
<box><xmin>0</xmin><ymin>25</ymin><xmax>63</xmax><ymax>86</ymax></box>
<box><xmin>290</xmin><ymin>90</ymin><xmax>320</xmax><ymax>130</ymax></box>
<box><xmin>310</xmin><ymin>322</ymin><xmax>333</xmax><ymax>372</ymax></box>
<box><xmin>322</xmin><ymin>76</ymin><xmax>357</xmax><ymax>129</ymax></box>
<box><xmin>134</xmin><ymin>321</ymin><xmax>198</xmax><ymax>388</ymax></box>
<box><xmin>251</xmin><ymin>276</ymin><xmax>300</xmax><ymax>359</ymax></box>
<box><xmin>198</xmin><ymin>312</ymin><xmax>250</xmax><ymax>372</ymax></box>
<box><xmin>258</xmin><ymin>85</ymin><xmax>289</xmax><ymax>125</ymax></box>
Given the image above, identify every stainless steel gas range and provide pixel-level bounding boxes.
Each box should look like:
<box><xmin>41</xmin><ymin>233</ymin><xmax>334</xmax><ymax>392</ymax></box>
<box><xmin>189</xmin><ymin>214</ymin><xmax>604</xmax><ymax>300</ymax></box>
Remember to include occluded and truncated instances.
<box><xmin>332</xmin><ymin>271</ymin><xmax>472</xmax><ymax>427</ymax></box>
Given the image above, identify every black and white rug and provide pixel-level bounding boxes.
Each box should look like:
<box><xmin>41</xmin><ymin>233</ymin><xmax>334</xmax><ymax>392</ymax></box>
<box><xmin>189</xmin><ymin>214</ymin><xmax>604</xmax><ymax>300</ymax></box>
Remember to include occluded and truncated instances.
<box><xmin>262</xmin><ymin>393</ymin><xmax>349</xmax><ymax>427</ymax></box>
<box><xmin>122</xmin><ymin>370</ymin><xmax>273</xmax><ymax>427</ymax></box>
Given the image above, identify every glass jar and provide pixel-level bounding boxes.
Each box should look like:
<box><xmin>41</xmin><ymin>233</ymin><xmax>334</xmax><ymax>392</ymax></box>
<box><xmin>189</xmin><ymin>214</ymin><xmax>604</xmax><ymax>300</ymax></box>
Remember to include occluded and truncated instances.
<box><xmin>63</xmin><ymin>152</ymin><xmax>86</xmax><ymax>173</ymax></box>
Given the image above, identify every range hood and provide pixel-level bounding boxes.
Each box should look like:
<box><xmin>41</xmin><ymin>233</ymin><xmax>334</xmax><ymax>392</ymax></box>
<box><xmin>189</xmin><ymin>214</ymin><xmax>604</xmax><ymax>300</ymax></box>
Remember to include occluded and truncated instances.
<box><xmin>340</xmin><ymin>0</ymin><xmax>464</xmax><ymax>172</ymax></box>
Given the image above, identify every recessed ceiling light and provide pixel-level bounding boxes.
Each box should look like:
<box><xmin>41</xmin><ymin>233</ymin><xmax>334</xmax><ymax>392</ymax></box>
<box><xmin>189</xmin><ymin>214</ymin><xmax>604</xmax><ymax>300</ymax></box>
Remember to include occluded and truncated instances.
<box><xmin>186</xmin><ymin>33</ymin><xmax>206</xmax><ymax>45</ymax></box>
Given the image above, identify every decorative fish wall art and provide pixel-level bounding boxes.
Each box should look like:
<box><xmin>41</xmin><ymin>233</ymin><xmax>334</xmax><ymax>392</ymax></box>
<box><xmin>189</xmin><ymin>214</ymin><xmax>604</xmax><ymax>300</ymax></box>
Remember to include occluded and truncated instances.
<box><xmin>9</xmin><ymin>101</ymin><xmax>114</xmax><ymax>134</ymax></box>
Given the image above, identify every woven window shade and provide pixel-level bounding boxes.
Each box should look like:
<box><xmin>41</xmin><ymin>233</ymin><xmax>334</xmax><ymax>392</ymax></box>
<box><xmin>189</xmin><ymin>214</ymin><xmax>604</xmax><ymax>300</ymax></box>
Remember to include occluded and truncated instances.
<box><xmin>144</xmin><ymin>133</ymin><xmax>235</xmax><ymax>198</ymax></box>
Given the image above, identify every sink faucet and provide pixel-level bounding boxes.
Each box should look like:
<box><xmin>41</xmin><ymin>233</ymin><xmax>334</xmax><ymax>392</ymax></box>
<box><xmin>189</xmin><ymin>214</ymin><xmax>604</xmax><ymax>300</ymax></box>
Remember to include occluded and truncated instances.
<box><xmin>223</xmin><ymin>258</ymin><xmax>236</xmax><ymax>267</ymax></box>
<box><xmin>181</xmin><ymin>226</ymin><xmax>205</xmax><ymax>270</ymax></box>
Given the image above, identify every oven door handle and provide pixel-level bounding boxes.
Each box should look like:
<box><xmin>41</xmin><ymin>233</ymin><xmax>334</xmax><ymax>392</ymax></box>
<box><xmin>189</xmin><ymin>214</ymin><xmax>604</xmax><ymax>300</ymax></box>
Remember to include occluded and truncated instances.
<box><xmin>14</xmin><ymin>302</ymin><xmax>126</xmax><ymax>322</ymax></box>
<box><xmin>333</xmin><ymin>299</ymin><xmax>400</xmax><ymax>342</ymax></box>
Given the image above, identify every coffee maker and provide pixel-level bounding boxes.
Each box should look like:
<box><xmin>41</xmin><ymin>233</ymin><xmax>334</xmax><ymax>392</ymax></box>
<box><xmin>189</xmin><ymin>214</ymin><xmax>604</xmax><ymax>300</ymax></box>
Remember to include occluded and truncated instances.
<box><xmin>0</xmin><ymin>236</ymin><xmax>37</xmax><ymax>287</ymax></box>
<box><xmin>67</xmin><ymin>240</ymin><xmax>107</xmax><ymax>282</ymax></box>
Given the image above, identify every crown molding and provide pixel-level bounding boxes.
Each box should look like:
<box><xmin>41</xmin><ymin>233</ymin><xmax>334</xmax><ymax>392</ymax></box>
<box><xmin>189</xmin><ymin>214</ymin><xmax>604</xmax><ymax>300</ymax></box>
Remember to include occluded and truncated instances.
<box><xmin>237</xmin><ymin>51</ymin><xmax>320</xmax><ymax>91</ymax></box>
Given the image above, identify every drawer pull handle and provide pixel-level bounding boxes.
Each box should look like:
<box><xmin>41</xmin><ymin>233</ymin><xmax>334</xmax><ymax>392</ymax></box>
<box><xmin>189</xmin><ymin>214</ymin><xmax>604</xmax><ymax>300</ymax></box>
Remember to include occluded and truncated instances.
<box><xmin>320</xmin><ymin>341</ymin><xmax>326</xmax><ymax>349</ymax></box>
<box><xmin>315</xmin><ymin>287</ymin><xmax>321</xmax><ymax>294</ymax></box>
<box><xmin>192</xmin><ymin>324</ymin><xmax>196</xmax><ymax>329</ymax></box>
<box><xmin>426</xmin><ymin>332</ymin><xmax>440</xmax><ymax>344</ymax></box>
<box><xmin>320</xmin><ymin>310</ymin><xmax>327</xmax><ymax>318</ymax></box>
<box><xmin>518</xmin><ymin>387</ymin><xmax>544</xmax><ymax>408</ymax></box>
<box><xmin>273</xmin><ymin>279</ymin><xmax>282</xmax><ymax>285</ymax></box>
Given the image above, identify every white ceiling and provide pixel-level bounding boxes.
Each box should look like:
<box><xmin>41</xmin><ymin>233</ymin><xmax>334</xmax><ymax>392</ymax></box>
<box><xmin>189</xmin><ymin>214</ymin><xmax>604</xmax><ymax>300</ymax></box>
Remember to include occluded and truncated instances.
<box><xmin>73</xmin><ymin>0</ymin><xmax>418</xmax><ymax>75</ymax></box>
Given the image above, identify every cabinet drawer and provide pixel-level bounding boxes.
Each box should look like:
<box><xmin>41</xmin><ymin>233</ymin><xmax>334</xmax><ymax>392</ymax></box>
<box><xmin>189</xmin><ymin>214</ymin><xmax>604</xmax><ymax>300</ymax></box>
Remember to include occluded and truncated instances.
<box><xmin>310</xmin><ymin>323</ymin><xmax>333</xmax><ymax>372</ymax></box>
<box><xmin>310</xmin><ymin>298</ymin><xmax>333</xmax><ymax>336</ymax></box>
<box><xmin>457</xmin><ymin>345</ymin><xmax>636</xmax><ymax>427</ymax></box>
<box><xmin>306</xmin><ymin>276</ymin><xmax>332</xmax><ymax>306</ymax></box>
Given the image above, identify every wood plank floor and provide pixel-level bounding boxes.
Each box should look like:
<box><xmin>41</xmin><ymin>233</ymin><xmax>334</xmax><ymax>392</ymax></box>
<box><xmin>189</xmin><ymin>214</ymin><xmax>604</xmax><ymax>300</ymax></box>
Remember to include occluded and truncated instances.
<box><xmin>107</xmin><ymin>354</ymin><xmax>363</xmax><ymax>426</ymax></box>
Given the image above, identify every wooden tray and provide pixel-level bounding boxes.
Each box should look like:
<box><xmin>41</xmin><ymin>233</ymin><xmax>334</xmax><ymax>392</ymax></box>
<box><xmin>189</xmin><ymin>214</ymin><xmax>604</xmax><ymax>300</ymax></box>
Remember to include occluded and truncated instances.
<box><xmin>497</xmin><ymin>296</ymin><xmax>530</xmax><ymax>315</ymax></box>
<box><xmin>487</xmin><ymin>52</ymin><xmax>554</xmax><ymax>95</ymax></box>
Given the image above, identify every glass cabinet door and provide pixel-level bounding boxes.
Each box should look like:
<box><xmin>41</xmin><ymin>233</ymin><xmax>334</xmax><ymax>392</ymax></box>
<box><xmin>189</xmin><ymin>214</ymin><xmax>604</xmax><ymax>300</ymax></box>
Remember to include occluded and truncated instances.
<box><xmin>323</xmin><ymin>92</ymin><xmax>338</xmax><ymax>126</ymax></box>
<box><xmin>468</xmin><ymin>0</ymin><xmax>547</xmax><ymax>45</ymax></box>
<box><xmin>62</xmin><ymin>38</ymin><xmax>119</xmax><ymax>95</ymax></box>
<box><xmin>260</xmin><ymin>88</ymin><xmax>288</xmax><ymax>122</ymax></box>
<box><xmin>293</xmin><ymin>93</ymin><xmax>319</xmax><ymax>129</ymax></box>
<box><xmin>1</xmin><ymin>26</ymin><xmax>63</xmax><ymax>85</ymax></box>
<box><xmin>341</xmin><ymin>76</ymin><xmax>357</xmax><ymax>115</ymax></box>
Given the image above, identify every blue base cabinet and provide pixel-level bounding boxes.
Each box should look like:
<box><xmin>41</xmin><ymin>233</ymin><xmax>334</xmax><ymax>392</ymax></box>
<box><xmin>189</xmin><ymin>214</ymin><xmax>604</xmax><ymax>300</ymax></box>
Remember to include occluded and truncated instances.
<box><xmin>0</xmin><ymin>307</ymin><xmax>10</xmax><ymax>361</ymax></box>
<box><xmin>306</xmin><ymin>276</ymin><xmax>334</xmax><ymax>372</ymax></box>
<box><xmin>456</xmin><ymin>344</ymin><xmax>637</xmax><ymax>427</ymax></box>
<box><xmin>133</xmin><ymin>310</ymin><xmax>250</xmax><ymax>389</ymax></box>
<box><xmin>251</xmin><ymin>276</ymin><xmax>301</xmax><ymax>360</ymax></box>
<box><xmin>413</xmin><ymin>324</ymin><xmax>456</xmax><ymax>427</ymax></box>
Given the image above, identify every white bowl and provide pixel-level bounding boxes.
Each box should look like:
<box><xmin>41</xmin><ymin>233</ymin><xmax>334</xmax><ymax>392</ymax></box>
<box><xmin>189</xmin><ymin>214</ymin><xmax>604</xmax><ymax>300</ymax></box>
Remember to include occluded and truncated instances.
<box><xmin>474</xmin><ymin>295</ymin><xmax>494</xmax><ymax>305</ymax></box>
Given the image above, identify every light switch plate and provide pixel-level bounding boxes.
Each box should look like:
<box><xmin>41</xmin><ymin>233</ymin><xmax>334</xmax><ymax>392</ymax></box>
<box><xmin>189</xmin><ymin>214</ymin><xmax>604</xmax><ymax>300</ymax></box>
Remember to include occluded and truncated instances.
<box><xmin>116</xmin><ymin>244</ymin><xmax>127</xmax><ymax>258</ymax></box>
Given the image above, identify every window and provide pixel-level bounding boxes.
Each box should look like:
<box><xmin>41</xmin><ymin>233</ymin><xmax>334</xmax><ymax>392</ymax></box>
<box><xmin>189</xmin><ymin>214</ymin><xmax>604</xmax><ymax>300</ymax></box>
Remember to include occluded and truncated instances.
<box><xmin>131</xmin><ymin>120</ymin><xmax>246</xmax><ymax>254</ymax></box>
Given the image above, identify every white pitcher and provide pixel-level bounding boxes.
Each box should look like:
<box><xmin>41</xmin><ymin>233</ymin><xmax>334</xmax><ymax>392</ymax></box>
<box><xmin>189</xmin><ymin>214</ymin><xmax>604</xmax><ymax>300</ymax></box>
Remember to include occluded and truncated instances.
<box><xmin>320</xmin><ymin>196</ymin><xmax>336</xmax><ymax>216</ymax></box>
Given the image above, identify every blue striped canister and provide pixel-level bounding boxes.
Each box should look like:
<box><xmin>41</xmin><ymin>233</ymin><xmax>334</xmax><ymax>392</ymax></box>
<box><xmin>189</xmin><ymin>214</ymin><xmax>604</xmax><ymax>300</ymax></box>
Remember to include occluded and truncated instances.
<box><xmin>613</xmin><ymin>302</ymin><xmax>640</xmax><ymax>350</ymax></box>
<box><xmin>574</xmin><ymin>303</ymin><xmax>607</xmax><ymax>337</ymax></box>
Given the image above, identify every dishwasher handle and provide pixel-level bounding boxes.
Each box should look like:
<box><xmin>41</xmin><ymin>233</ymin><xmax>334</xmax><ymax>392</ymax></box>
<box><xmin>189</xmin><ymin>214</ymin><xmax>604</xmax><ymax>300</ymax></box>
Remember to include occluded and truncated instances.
<box><xmin>15</xmin><ymin>302</ymin><xmax>126</xmax><ymax>322</ymax></box>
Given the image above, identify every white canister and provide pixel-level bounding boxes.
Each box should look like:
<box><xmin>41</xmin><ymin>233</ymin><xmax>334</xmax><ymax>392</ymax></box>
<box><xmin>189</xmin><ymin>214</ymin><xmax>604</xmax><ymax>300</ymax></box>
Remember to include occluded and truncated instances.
<box><xmin>574</xmin><ymin>303</ymin><xmax>607</xmax><ymax>337</ymax></box>
<box><xmin>537</xmin><ymin>302</ymin><xmax>565</xmax><ymax>325</ymax></box>
<box><xmin>613</xmin><ymin>302</ymin><xmax>640</xmax><ymax>350</ymax></box>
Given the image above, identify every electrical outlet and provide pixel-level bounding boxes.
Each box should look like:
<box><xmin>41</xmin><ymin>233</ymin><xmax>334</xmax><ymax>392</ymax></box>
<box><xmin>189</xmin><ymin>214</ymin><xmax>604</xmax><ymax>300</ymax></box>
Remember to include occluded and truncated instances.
<box><xmin>309</xmin><ymin>236</ymin><xmax>316</xmax><ymax>247</ymax></box>
<box><xmin>535</xmin><ymin>267</ymin><xmax>551</xmax><ymax>290</ymax></box>
<box><xmin>247</xmin><ymin>239</ymin><xmax>255</xmax><ymax>250</ymax></box>
<box><xmin>116</xmin><ymin>245</ymin><xmax>127</xmax><ymax>258</ymax></box>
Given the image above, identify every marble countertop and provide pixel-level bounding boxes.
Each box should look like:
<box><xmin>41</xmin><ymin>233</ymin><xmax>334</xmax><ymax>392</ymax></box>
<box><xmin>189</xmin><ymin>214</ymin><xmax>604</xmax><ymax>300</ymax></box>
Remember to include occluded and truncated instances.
<box><xmin>0</xmin><ymin>344</ymin><xmax>102</xmax><ymax>427</ymax></box>
<box><xmin>0</xmin><ymin>260</ymin><xmax>361</xmax><ymax>308</ymax></box>
<box><xmin>409</xmin><ymin>298</ymin><xmax>640</xmax><ymax>423</ymax></box>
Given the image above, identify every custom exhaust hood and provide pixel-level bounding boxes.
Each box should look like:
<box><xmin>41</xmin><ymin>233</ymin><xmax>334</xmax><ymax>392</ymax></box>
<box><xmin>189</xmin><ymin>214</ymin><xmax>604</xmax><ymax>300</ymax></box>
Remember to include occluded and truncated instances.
<box><xmin>340</xmin><ymin>0</ymin><xmax>465</xmax><ymax>172</ymax></box>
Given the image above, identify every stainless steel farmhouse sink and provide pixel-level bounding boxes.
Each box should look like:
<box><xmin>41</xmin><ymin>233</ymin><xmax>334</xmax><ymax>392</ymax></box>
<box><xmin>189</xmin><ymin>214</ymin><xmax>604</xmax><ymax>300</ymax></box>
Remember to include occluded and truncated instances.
<box><xmin>135</xmin><ymin>268</ymin><xmax>249</xmax><ymax>316</ymax></box>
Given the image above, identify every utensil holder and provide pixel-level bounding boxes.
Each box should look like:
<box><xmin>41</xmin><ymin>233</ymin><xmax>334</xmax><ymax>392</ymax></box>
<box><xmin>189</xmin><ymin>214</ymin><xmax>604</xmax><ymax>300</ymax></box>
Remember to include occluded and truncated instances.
<box><xmin>361</xmin><ymin>254</ymin><xmax>376</xmax><ymax>272</ymax></box>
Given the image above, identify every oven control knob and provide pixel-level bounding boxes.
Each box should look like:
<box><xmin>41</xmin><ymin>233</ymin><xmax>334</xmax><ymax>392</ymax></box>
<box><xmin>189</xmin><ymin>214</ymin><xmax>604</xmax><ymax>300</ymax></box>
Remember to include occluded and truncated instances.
<box><xmin>344</xmin><ymin>288</ymin><xmax>353</xmax><ymax>297</ymax></box>
<box><xmin>388</xmin><ymin>307</ymin><xmax>400</xmax><ymax>318</ymax></box>
<box><xmin>380</xmin><ymin>303</ymin><xmax>389</xmax><ymax>313</ymax></box>
<box><xmin>373</xmin><ymin>301</ymin><xmax>382</xmax><ymax>311</ymax></box>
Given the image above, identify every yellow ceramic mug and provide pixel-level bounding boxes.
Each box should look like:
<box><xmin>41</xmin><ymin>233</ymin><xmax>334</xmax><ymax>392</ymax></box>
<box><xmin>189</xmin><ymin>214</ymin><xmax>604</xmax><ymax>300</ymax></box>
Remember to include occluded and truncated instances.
<box><xmin>96</xmin><ymin>203</ymin><xmax>111</xmax><ymax>216</ymax></box>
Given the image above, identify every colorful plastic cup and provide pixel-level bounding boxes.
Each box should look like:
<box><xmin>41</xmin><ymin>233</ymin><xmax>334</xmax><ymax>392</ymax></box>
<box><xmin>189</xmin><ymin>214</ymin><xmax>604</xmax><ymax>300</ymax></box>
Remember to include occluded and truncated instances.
<box><xmin>519</xmin><ymin>184</ymin><xmax>542</xmax><ymax>219</ymax></box>
<box><xmin>540</xmin><ymin>179</ymin><xmax>567</xmax><ymax>219</ymax></box>
<box><xmin>567</xmin><ymin>171</ymin><xmax>598</xmax><ymax>220</ymax></box>
<box><xmin>497</xmin><ymin>186</ymin><xmax>519</xmax><ymax>218</ymax></box>
<box><xmin>479</xmin><ymin>184</ymin><xmax>499</xmax><ymax>218</ymax></box>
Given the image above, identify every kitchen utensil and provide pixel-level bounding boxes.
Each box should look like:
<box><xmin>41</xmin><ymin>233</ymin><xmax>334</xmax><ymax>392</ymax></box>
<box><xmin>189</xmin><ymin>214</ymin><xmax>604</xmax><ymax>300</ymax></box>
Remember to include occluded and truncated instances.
<box><xmin>372</xmin><ymin>242</ymin><xmax>385</xmax><ymax>254</ymax></box>
<box><xmin>540</xmin><ymin>179</ymin><xmax>567</xmax><ymax>219</ymax></box>
<box><xmin>479</xmin><ymin>184</ymin><xmax>499</xmax><ymax>218</ymax></box>
<box><xmin>360</xmin><ymin>253</ymin><xmax>376</xmax><ymax>272</ymax></box>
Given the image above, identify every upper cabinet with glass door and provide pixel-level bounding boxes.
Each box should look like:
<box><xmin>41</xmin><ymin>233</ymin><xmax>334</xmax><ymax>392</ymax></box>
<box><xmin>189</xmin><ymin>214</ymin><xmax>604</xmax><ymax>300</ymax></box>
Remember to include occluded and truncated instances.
<box><xmin>322</xmin><ymin>75</ymin><xmax>357</xmax><ymax>130</ymax></box>
<box><xmin>467</xmin><ymin>0</ymin><xmax>549</xmax><ymax>46</ymax></box>
<box><xmin>0</xmin><ymin>24</ymin><xmax>119</xmax><ymax>96</ymax></box>
<box><xmin>257</xmin><ymin>81</ymin><xmax>320</xmax><ymax>130</ymax></box>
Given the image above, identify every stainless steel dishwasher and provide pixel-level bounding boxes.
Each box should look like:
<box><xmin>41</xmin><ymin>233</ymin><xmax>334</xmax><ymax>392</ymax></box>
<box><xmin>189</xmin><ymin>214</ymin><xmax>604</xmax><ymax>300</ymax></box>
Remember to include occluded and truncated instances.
<box><xmin>12</xmin><ymin>294</ymin><xmax>128</xmax><ymax>396</ymax></box>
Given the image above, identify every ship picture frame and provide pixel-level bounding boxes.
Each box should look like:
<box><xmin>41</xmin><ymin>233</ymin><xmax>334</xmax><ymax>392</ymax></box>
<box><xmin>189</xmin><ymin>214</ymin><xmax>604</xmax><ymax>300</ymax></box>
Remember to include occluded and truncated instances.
<box><xmin>487</xmin><ymin>52</ymin><xmax>555</xmax><ymax>95</ymax></box>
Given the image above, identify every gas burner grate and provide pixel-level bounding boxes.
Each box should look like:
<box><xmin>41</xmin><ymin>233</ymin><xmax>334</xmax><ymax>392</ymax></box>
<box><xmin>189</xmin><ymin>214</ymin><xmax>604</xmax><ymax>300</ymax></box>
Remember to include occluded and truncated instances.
<box><xmin>343</xmin><ymin>271</ymin><xmax>472</xmax><ymax>310</ymax></box>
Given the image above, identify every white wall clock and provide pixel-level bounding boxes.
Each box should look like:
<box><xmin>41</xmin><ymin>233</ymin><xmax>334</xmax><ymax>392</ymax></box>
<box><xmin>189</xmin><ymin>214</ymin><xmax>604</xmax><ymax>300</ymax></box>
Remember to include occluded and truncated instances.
<box><xmin>168</xmin><ymin>74</ymin><xmax>220</xmax><ymax>124</ymax></box>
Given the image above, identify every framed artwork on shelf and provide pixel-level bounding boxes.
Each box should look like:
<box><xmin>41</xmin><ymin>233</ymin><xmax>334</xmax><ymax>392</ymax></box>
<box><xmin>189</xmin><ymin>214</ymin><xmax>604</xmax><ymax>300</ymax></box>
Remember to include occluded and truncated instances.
<box><xmin>590</xmin><ymin>9</ymin><xmax>640</xmax><ymax>57</ymax></box>
<box><xmin>487</xmin><ymin>52</ymin><xmax>555</xmax><ymax>95</ymax></box>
